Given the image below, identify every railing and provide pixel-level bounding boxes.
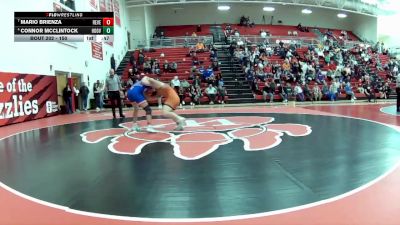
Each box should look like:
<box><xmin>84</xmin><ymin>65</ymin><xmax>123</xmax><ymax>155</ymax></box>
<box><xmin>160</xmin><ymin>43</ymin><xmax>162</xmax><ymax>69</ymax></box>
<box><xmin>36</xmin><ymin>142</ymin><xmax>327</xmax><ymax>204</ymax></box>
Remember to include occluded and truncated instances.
<box><xmin>133</xmin><ymin>36</ymin><xmax>214</xmax><ymax>48</ymax></box>
<box><xmin>342</xmin><ymin>40</ymin><xmax>369</xmax><ymax>49</ymax></box>
<box><xmin>228</xmin><ymin>35</ymin><xmax>321</xmax><ymax>47</ymax></box>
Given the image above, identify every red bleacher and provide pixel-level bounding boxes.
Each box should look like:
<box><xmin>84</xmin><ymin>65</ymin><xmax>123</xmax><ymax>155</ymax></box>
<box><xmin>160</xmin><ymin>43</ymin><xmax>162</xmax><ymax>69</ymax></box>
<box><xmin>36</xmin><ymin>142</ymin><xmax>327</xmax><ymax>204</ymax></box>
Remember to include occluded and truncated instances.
<box><xmin>319</xmin><ymin>28</ymin><xmax>360</xmax><ymax>41</ymax></box>
<box><xmin>158</xmin><ymin>25</ymin><xmax>212</xmax><ymax>37</ymax></box>
<box><xmin>228</xmin><ymin>24</ymin><xmax>317</xmax><ymax>38</ymax></box>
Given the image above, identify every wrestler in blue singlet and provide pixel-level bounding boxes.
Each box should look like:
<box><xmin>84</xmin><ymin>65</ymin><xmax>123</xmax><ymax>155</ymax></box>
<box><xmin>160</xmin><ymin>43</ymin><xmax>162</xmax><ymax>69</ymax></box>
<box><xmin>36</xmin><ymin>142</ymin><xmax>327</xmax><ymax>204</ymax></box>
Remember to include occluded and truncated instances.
<box><xmin>127</xmin><ymin>81</ymin><xmax>148</xmax><ymax>104</ymax></box>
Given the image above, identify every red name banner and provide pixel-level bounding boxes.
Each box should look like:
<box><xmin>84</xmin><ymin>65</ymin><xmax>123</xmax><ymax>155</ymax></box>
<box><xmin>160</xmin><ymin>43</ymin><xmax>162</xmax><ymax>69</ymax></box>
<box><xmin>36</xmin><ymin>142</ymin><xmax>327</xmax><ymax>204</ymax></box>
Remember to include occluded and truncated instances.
<box><xmin>113</xmin><ymin>0</ymin><xmax>120</xmax><ymax>26</ymax></box>
<box><xmin>0</xmin><ymin>72</ymin><xmax>59</xmax><ymax>127</ymax></box>
<box><xmin>91</xmin><ymin>42</ymin><xmax>103</xmax><ymax>60</ymax></box>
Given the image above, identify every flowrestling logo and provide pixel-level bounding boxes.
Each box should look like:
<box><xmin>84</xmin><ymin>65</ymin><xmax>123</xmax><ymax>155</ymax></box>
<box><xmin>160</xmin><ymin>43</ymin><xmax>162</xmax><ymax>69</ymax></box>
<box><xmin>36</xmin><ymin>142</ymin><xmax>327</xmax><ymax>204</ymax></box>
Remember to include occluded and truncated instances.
<box><xmin>80</xmin><ymin>116</ymin><xmax>312</xmax><ymax>160</ymax></box>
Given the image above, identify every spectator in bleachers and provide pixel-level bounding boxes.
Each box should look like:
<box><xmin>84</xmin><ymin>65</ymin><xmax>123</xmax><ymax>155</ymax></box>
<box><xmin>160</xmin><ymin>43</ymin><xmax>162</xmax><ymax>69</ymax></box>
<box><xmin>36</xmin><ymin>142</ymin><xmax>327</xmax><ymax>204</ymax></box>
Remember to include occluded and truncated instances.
<box><xmin>315</xmin><ymin>69</ymin><xmax>325</xmax><ymax>84</ymax></box>
<box><xmin>364</xmin><ymin>82</ymin><xmax>376</xmax><ymax>102</ymax></box>
<box><xmin>294</xmin><ymin>83</ymin><xmax>304</xmax><ymax>102</ymax></box>
<box><xmin>196</xmin><ymin>41</ymin><xmax>206</xmax><ymax>53</ymax></box>
<box><xmin>152</xmin><ymin>59</ymin><xmax>161</xmax><ymax>75</ymax></box>
<box><xmin>262</xmin><ymin>81</ymin><xmax>274</xmax><ymax>103</ymax></box>
<box><xmin>282</xmin><ymin>83</ymin><xmax>293</xmax><ymax>103</ymax></box>
<box><xmin>188</xmin><ymin>85</ymin><xmax>201</xmax><ymax>106</ymax></box>
<box><xmin>205</xmin><ymin>84</ymin><xmax>217</xmax><ymax>104</ymax></box>
<box><xmin>234</xmin><ymin>29</ymin><xmax>240</xmax><ymax>37</ymax></box>
<box><xmin>293</xmin><ymin>30</ymin><xmax>298</xmax><ymax>36</ymax></box>
<box><xmin>170</xmin><ymin>75</ymin><xmax>181</xmax><ymax>92</ymax></box>
<box><xmin>378</xmin><ymin>82</ymin><xmax>390</xmax><ymax>99</ymax></box>
<box><xmin>193</xmin><ymin>74</ymin><xmax>202</xmax><ymax>88</ymax></box>
<box><xmin>217</xmin><ymin>83</ymin><xmax>227</xmax><ymax>104</ymax></box>
<box><xmin>344</xmin><ymin>82</ymin><xmax>356</xmax><ymax>102</ymax></box>
<box><xmin>192</xmin><ymin>52</ymin><xmax>200</xmax><ymax>65</ymax></box>
<box><xmin>212</xmin><ymin>59</ymin><xmax>220</xmax><ymax>71</ymax></box>
<box><xmin>169</xmin><ymin>61</ymin><xmax>178</xmax><ymax>73</ymax></box>
<box><xmin>192</xmin><ymin>32</ymin><xmax>197</xmax><ymax>37</ymax></box>
<box><xmin>163</xmin><ymin>60</ymin><xmax>169</xmax><ymax>72</ymax></box>
<box><xmin>313</xmin><ymin>83</ymin><xmax>322</xmax><ymax>101</ymax></box>
<box><xmin>129</xmin><ymin>52</ymin><xmax>135</xmax><ymax>66</ymax></box>
<box><xmin>143</xmin><ymin>60</ymin><xmax>152</xmax><ymax>74</ymax></box>
<box><xmin>303</xmin><ymin>83</ymin><xmax>313</xmax><ymax>101</ymax></box>
<box><xmin>202</xmin><ymin>66</ymin><xmax>214</xmax><ymax>83</ymax></box>
<box><xmin>138</xmin><ymin>51</ymin><xmax>145</xmax><ymax>66</ymax></box>
<box><xmin>197</xmin><ymin>25</ymin><xmax>202</xmax><ymax>32</ymax></box>
<box><xmin>260</xmin><ymin>30</ymin><xmax>267</xmax><ymax>38</ymax></box>
<box><xmin>288</xmin><ymin>31</ymin><xmax>292</xmax><ymax>36</ymax></box>
<box><xmin>322</xmin><ymin>81</ymin><xmax>330</xmax><ymax>99</ymax></box>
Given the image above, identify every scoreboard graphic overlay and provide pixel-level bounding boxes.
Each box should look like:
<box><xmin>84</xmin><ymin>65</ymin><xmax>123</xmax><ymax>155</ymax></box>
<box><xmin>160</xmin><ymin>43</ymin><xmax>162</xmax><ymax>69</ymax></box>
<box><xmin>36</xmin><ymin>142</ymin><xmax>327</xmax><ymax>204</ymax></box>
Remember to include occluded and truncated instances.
<box><xmin>14</xmin><ymin>12</ymin><xmax>114</xmax><ymax>42</ymax></box>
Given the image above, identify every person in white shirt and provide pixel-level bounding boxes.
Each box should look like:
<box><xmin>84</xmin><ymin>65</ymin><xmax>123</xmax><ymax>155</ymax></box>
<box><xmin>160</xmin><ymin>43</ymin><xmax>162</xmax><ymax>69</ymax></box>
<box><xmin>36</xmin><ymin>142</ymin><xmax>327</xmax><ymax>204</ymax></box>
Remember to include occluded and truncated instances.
<box><xmin>170</xmin><ymin>76</ymin><xmax>181</xmax><ymax>93</ymax></box>
<box><xmin>260</xmin><ymin>30</ymin><xmax>267</xmax><ymax>38</ymax></box>
<box><xmin>294</xmin><ymin>83</ymin><xmax>304</xmax><ymax>101</ymax></box>
<box><xmin>312</xmin><ymin>83</ymin><xmax>322</xmax><ymax>101</ymax></box>
<box><xmin>205</xmin><ymin>84</ymin><xmax>217</xmax><ymax>104</ymax></box>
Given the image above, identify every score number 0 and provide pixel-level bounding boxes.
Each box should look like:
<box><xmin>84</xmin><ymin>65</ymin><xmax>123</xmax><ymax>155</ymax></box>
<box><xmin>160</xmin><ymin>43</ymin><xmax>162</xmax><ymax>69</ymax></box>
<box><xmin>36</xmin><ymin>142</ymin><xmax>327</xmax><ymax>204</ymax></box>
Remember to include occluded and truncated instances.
<box><xmin>102</xmin><ymin>18</ymin><xmax>114</xmax><ymax>26</ymax></box>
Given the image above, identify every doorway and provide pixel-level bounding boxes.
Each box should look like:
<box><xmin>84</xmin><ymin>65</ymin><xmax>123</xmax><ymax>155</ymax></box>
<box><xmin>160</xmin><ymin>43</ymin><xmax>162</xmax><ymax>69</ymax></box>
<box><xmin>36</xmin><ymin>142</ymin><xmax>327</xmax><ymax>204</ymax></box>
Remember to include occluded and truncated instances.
<box><xmin>127</xmin><ymin>31</ymin><xmax>131</xmax><ymax>49</ymax></box>
<box><xmin>55</xmin><ymin>71</ymin><xmax>68</xmax><ymax>109</ymax></box>
<box><xmin>55</xmin><ymin>71</ymin><xmax>83</xmax><ymax>112</ymax></box>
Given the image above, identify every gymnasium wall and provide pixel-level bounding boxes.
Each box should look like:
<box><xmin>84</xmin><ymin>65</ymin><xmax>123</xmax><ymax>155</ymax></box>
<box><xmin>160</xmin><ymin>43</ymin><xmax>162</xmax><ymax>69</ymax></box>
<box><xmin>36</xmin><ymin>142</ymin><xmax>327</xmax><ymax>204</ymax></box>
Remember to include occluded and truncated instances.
<box><xmin>126</xmin><ymin>3</ymin><xmax>377</xmax><ymax>43</ymax></box>
<box><xmin>378</xmin><ymin>14</ymin><xmax>400</xmax><ymax>49</ymax></box>
<box><xmin>152</xmin><ymin>4</ymin><xmax>355</xmax><ymax>29</ymax></box>
<box><xmin>0</xmin><ymin>0</ymin><xmax>131</xmax><ymax>99</ymax></box>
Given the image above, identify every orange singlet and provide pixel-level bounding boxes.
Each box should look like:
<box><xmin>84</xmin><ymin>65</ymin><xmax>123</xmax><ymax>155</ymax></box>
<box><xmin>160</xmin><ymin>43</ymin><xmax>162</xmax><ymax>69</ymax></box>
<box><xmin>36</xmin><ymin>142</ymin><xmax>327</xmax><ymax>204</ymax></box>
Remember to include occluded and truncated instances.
<box><xmin>157</xmin><ymin>86</ymin><xmax>180</xmax><ymax>110</ymax></box>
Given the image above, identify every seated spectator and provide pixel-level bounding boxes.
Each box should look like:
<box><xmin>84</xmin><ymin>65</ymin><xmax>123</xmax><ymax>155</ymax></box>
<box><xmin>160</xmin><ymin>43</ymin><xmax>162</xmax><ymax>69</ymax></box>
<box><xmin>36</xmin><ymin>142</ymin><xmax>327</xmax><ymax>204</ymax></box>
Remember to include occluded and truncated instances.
<box><xmin>234</xmin><ymin>30</ymin><xmax>240</xmax><ymax>37</ymax></box>
<box><xmin>303</xmin><ymin>84</ymin><xmax>312</xmax><ymax>101</ymax></box>
<box><xmin>192</xmin><ymin>52</ymin><xmax>200</xmax><ymax>65</ymax></box>
<box><xmin>197</xmin><ymin>25</ymin><xmax>202</xmax><ymax>32</ymax></box>
<box><xmin>152</xmin><ymin>60</ymin><xmax>161</xmax><ymax>75</ymax></box>
<box><xmin>321</xmin><ymin>81</ymin><xmax>330</xmax><ymax>99</ymax></box>
<box><xmin>160</xmin><ymin>52</ymin><xmax>165</xmax><ymax>58</ymax></box>
<box><xmin>262</xmin><ymin>81</ymin><xmax>274</xmax><ymax>103</ymax></box>
<box><xmin>138</xmin><ymin>50</ymin><xmax>145</xmax><ymax>66</ymax></box>
<box><xmin>364</xmin><ymin>83</ymin><xmax>376</xmax><ymax>102</ymax></box>
<box><xmin>294</xmin><ymin>83</ymin><xmax>305</xmax><ymax>102</ymax></box>
<box><xmin>143</xmin><ymin>60</ymin><xmax>152</xmax><ymax>74</ymax></box>
<box><xmin>378</xmin><ymin>82</ymin><xmax>391</xmax><ymax>99</ymax></box>
<box><xmin>212</xmin><ymin>60</ymin><xmax>220</xmax><ymax>71</ymax></box>
<box><xmin>282</xmin><ymin>83</ymin><xmax>293</xmax><ymax>103</ymax></box>
<box><xmin>205</xmin><ymin>84</ymin><xmax>217</xmax><ymax>104</ymax></box>
<box><xmin>293</xmin><ymin>30</ymin><xmax>298</xmax><ymax>36</ymax></box>
<box><xmin>329</xmin><ymin>81</ymin><xmax>339</xmax><ymax>101</ymax></box>
<box><xmin>192</xmin><ymin>32</ymin><xmax>197</xmax><ymax>37</ymax></box>
<box><xmin>169</xmin><ymin>61</ymin><xmax>178</xmax><ymax>73</ymax></box>
<box><xmin>260</xmin><ymin>30</ymin><xmax>267</xmax><ymax>38</ymax></box>
<box><xmin>282</xmin><ymin>59</ymin><xmax>291</xmax><ymax>75</ymax></box>
<box><xmin>315</xmin><ymin>70</ymin><xmax>325</xmax><ymax>84</ymax></box>
<box><xmin>188</xmin><ymin>85</ymin><xmax>201</xmax><ymax>105</ymax></box>
<box><xmin>170</xmin><ymin>76</ymin><xmax>181</xmax><ymax>93</ymax></box>
<box><xmin>217</xmin><ymin>83</ymin><xmax>227</xmax><ymax>104</ymax></box>
<box><xmin>196</xmin><ymin>41</ymin><xmax>206</xmax><ymax>53</ymax></box>
<box><xmin>193</xmin><ymin>75</ymin><xmax>202</xmax><ymax>88</ymax></box>
<box><xmin>313</xmin><ymin>83</ymin><xmax>322</xmax><ymax>101</ymax></box>
<box><xmin>344</xmin><ymin>82</ymin><xmax>356</xmax><ymax>102</ymax></box>
<box><xmin>202</xmin><ymin>66</ymin><xmax>214</xmax><ymax>82</ymax></box>
<box><xmin>288</xmin><ymin>31</ymin><xmax>293</xmax><ymax>36</ymax></box>
<box><xmin>163</xmin><ymin>60</ymin><xmax>169</xmax><ymax>72</ymax></box>
<box><xmin>129</xmin><ymin>53</ymin><xmax>135</xmax><ymax>66</ymax></box>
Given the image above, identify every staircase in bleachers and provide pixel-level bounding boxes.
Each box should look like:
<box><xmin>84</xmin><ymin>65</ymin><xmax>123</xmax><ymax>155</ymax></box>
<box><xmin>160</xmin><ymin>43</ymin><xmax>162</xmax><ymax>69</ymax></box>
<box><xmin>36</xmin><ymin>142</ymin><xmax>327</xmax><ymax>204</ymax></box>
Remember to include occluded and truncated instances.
<box><xmin>210</xmin><ymin>26</ymin><xmax>225</xmax><ymax>44</ymax></box>
<box><xmin>218</xmin><ymin>48</ymin><xmax>256</xmax><ymax>104</ymax></box>
<box><xmin>312</xmin><ymin>28</ymin><xmax>324</xmax><ymax>40</ymax></box>
<box><xmin>116</xmin><ymin>51</ymin><xmax>131</xmax><ymax>76</ymax></box>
